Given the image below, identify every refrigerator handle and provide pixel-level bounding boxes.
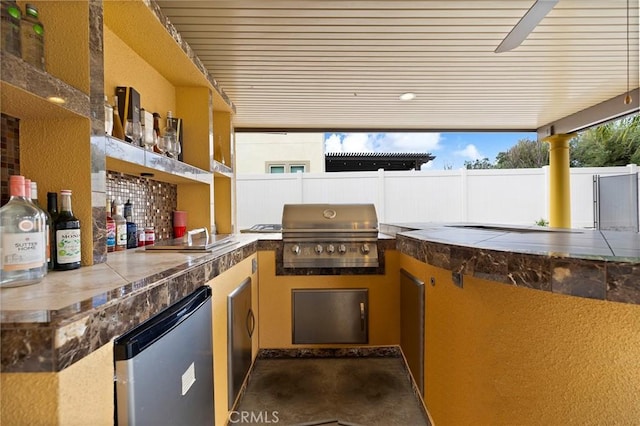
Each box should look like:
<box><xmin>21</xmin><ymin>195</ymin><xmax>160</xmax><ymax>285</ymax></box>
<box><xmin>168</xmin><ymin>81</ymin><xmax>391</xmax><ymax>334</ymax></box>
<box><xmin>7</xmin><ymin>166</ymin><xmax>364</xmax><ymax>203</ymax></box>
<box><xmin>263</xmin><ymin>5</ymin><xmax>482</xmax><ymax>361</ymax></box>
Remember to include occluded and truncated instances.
<box><xmin>360</xmin><ymin>302</ymin><xmax>366</xmax><ymax>331</ymax></box>
<box><xmin>246</xmin><ymin>308</ymin><xmax>255</xmax><ymax>338</ymax></box>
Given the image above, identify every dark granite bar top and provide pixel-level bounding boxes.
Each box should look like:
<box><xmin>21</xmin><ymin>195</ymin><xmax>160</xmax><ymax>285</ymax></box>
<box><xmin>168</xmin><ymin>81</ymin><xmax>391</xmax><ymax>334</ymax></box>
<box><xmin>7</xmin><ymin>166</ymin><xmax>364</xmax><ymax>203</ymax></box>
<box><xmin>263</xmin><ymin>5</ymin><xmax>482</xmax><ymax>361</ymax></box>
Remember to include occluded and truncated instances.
<box><xmin>1</xmin><ymin>236</ymin><xmax>258</xmax><ymax>373</ymax></box>
<box><xmin>383</xmin><ymin>222</ymin><xmax>640</xmax><ymax>305</ymax></box>
<box><xmin>3</xmin><ymin>223</ymin><xmax>639</xmax><ymax>374</ymax></box>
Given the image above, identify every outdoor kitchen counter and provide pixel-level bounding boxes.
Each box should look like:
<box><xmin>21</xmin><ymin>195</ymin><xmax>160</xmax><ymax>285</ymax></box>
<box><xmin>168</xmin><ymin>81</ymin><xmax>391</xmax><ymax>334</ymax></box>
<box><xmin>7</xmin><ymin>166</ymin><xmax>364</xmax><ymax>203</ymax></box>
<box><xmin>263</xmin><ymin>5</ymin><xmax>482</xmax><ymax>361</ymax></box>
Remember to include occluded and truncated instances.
<box><xmin>382</xmin><ymin>222</ymin><xmax>640</xmax><ymax>305</ymax></box>
<box><xmin>0</xmin><ymin>234</ymin><xmax>260</xmax><ymax>373</ymax></box>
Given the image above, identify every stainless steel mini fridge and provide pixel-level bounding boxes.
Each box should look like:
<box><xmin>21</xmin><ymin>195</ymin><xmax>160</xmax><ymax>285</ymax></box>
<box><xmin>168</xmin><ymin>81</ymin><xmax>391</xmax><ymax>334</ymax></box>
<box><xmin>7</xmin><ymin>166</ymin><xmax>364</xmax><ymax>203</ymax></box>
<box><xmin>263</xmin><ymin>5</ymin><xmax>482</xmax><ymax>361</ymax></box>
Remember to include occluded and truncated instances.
<box><xmin>114</xmin><ymin>286</ymin><xmax>214</xmax><ymax>425</ymax></box>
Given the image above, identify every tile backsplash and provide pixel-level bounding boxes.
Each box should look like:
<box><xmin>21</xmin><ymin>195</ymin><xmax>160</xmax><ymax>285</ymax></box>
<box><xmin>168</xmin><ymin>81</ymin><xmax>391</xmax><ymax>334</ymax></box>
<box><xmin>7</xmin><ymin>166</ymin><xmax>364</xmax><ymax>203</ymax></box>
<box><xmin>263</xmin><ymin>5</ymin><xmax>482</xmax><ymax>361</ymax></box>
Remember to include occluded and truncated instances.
<box><xmin>106</xmin><ymin>171</ymin><xmax>177</xmax><ymax>241</ymax></box>
<box><xmin>1</xmin><ymin>113</ymin><xmax>21</xmax><ymax>206</ymax></box>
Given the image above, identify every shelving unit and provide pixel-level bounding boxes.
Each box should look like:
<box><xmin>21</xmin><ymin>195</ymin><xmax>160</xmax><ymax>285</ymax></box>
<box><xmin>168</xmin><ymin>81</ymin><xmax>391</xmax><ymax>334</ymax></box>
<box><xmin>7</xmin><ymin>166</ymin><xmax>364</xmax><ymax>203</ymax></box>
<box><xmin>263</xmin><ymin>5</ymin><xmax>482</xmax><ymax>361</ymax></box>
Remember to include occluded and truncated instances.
<box><xmin>103</xmin><ymin>0</ymin><xmax>236</xmax><ymax>236</ymax></box>
<box><xmin>1</xmin><ymin>0</ymin><xmax>236</xmax><ymax>266</ymax></box>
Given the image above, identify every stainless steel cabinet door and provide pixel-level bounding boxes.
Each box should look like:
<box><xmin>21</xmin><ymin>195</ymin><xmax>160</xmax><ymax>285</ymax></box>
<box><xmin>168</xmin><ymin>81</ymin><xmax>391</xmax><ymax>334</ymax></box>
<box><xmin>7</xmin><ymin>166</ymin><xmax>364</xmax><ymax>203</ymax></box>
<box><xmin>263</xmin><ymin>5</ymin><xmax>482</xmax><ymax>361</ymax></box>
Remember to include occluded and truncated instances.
<box><xmin>292</xmin><ymin>288</ymin><xmax>368</xmax><ymax>344</ymax></box>
<box><xmin>400</xmin><ymin>269</ymin><xmax>425</xmax><ymax>396</ymax></box>
<box><xmin>227</xmin><ymin>277</ymin><xmax>254</xmax><ymax>409</ymax></box>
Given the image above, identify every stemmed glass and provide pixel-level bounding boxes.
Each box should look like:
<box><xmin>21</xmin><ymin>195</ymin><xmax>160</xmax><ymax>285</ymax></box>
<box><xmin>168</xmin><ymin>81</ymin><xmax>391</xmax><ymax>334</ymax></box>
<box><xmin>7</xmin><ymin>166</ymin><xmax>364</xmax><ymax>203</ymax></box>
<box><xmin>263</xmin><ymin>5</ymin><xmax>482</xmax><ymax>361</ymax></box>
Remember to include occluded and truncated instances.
<box><xmin>156</xmin><ymin>135</ymin><xmax>169</xmax><ymax>155</ymax></box>
<box><xmin>124</xmin><ymin>119</ymin><xmax>142</xmax><ymax>145</ymax></box>
<box><xmin>168</xmin><ymin>139</ymin><xmax>181</xmax><ymax>159</ymax></box>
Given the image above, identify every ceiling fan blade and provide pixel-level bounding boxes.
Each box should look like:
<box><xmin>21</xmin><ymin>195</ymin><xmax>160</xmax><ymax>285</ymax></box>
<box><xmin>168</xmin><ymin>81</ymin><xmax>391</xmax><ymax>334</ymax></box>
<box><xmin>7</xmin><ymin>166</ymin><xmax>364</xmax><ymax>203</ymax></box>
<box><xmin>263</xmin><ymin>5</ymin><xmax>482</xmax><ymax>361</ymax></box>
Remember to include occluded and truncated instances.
<box><xmin>495</xmin><ymin>0</ymin><xmax>558</xmax><ymax>53</ymax></box>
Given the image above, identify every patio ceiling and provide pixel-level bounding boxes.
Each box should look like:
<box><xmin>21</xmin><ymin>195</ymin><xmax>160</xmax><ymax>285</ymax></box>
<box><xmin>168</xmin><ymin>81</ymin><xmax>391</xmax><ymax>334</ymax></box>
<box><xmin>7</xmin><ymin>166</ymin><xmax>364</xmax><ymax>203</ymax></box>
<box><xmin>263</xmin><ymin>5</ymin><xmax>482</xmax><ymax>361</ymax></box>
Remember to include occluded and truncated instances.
<box><xmin>156</xmin><ymin>0</ymin><xmax>639</xmax><ymax>133</ymax></box>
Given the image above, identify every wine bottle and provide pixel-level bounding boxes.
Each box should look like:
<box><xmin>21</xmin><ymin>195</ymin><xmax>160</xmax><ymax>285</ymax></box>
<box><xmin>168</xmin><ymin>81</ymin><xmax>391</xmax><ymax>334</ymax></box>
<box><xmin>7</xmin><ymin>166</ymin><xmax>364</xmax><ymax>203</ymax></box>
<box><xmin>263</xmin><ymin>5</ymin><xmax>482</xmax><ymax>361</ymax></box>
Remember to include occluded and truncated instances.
<box><xmin>30</xmin><ymin>181</ymin><xmax>51</xmax><ymax>271</ymax></box>
<box><xmin>106</xmin><ymin>199</ymin><xmax>115</xmax><ymax>252</ymax></box>
<box><xmin>112</xmin><ymin>95</ymin><xmax>125</xmax><ymax>140</ymax></box>
<box><xmin>47</xmin><ymin>191</ymin><xmax>58</xmax><ymax>269</ymax></box>
<box><xmin>20</xmin><ymin>3</ymin><xmax>45</xmax><ymax>71</ymax></box>
<box><xmin>0</xmin><ymin>175</ymin><xmax>47</xmax><ymax>287</ymax></box>
<box><xmin>54</xmin><ymin>190</ymin><xmax>81</xmax><ymax>270</ymax></box>
<box><xmin>112</xmin><ymin>198</ymin><xmax>127</xmax><ymax>252</ymax></box>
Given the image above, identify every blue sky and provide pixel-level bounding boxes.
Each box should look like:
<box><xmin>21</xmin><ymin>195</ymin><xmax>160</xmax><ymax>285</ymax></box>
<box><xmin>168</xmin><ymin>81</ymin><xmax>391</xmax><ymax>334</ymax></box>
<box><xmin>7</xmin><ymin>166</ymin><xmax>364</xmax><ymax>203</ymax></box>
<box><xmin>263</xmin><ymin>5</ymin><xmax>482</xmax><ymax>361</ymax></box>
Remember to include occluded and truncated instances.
<box><xmin>324</xmin><ymin>132</ymin><xmax>536</xmax><ymax>170</ymax></box>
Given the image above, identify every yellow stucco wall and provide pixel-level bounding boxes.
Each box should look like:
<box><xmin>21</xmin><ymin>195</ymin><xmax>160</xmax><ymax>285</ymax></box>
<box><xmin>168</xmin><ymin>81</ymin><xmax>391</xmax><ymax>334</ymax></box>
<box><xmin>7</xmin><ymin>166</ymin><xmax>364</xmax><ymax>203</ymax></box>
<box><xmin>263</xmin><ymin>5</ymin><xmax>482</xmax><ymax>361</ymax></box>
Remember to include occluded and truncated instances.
<box><xmin>1</xmin><ymin>342</ymin><xmax>114</xmax><ymax>426</ymax></box>
<box><xmin>419</xmin><ymin>260</ymin><xmax>640</xmax><ymax>425</ymax></box>
<box><xmin>257</xmin><ymin>250</ymin><xmax>401</xmax><ymax>348</ymax></box>
<box><xmin>208</xmin><ymin>254</ymin><xmax>259</xmax><ymax>426</ymax></box>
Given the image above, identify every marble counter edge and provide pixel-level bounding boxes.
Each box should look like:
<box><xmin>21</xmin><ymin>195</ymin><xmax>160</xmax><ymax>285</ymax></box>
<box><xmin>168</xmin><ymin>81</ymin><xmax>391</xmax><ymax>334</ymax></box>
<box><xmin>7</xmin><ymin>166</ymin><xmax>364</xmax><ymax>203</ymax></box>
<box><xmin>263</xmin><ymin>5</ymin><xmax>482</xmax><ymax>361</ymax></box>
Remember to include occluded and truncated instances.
<box><xmin>0</xmin><ymin>237</ymin><xmax>258</xmax><ymax>373</ymax></box>
<box><xmin>393</xmin><ymin>230</ymin><xmax>640</xmax><ymax>306</ymax></box>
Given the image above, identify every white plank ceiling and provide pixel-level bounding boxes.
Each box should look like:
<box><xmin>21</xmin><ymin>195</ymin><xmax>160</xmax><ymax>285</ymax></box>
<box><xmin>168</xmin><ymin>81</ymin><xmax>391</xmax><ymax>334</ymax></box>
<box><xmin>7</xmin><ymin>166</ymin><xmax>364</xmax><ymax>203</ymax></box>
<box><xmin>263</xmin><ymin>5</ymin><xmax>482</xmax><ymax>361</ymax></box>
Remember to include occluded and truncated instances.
<box><xmin>156</xmin><ymin>0</ymin><xmax>639</xmax><ymax>131</ymax></box>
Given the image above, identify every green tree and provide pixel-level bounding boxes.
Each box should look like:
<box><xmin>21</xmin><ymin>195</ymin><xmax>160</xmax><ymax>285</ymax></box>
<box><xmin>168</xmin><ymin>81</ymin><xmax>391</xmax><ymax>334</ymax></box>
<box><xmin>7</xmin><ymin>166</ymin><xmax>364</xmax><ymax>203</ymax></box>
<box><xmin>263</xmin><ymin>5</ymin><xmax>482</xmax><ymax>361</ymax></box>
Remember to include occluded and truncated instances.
<box><xmin>495</xmin><ymin>138</ymin><xmax>549</xmax><ymax>168</ymax></box>
<box><xmin>570</xmin><ymin>115</ymin><xmax>640</xmax><ymax>167</ymax></box>
<box><xmin>464</xmin><ymin>157</ymin><xmax>494</xmax><ymax>169</ymax></box>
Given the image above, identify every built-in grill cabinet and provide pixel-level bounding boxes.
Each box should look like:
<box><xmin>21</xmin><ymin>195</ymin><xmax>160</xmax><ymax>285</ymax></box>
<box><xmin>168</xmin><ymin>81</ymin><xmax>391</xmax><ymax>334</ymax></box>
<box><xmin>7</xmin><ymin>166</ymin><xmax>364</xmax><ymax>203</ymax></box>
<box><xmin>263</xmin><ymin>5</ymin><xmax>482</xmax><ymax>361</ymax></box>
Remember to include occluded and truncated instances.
<box><xmin>292</xmin><ymin>289</ymin><xmax>368</xmax><ymax>344</ymax></box>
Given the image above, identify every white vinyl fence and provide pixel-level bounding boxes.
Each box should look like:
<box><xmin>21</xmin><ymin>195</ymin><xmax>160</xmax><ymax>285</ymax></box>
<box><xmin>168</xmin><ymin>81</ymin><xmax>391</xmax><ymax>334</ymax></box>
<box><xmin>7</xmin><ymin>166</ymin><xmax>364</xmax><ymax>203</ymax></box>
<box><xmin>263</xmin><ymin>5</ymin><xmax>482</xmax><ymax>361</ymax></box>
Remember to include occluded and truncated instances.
<box><xmin>236</xmin><ymin>165</ymin><xmax>639</xmax><ymax>230</ymax></box>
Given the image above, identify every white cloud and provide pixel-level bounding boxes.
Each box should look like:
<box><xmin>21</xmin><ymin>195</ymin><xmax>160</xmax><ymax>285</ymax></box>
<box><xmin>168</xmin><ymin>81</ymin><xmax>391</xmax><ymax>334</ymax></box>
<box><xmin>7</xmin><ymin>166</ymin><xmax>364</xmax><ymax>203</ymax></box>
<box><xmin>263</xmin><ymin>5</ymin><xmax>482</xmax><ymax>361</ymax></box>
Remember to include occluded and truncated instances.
<box><xmin>376</xmin><ymin>133</ymin><xmax>442</xmax><ymax>152</ymax></box>
<box><xmin>325</xmin><ymin>133</ymin><xmax>343</xmax><ymax>152</ymax></box>
<box><xmin>341</xmin><ymin>133</ymin><xmax>373</xmax><ymax>152</ymax></box>
<box><xmin>325</xmin><ymin>132</ymin><xmax>442</xmax><ymax>154</ymax></box>
<box><xmin>454</xmin><ymin>144</ymin><xmax>483</xmax><ymax>160</ymax></box>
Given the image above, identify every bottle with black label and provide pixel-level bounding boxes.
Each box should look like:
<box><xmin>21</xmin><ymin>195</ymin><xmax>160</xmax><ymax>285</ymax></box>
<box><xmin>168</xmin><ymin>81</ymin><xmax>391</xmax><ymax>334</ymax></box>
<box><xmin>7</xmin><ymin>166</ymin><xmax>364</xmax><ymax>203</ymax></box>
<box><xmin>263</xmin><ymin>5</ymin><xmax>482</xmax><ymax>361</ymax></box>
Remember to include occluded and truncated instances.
<box><xmin>54</xmin><ymin>190</ymin><xmax>81</xmax><ymax>270</ymax></box>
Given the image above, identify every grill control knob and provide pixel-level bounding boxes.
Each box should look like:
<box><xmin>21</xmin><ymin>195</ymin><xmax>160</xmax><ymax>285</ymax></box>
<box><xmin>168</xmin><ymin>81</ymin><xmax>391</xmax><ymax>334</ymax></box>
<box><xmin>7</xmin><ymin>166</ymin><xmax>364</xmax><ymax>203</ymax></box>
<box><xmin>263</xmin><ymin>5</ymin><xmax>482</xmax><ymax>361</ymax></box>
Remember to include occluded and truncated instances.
<box><xmin>315</xmin><ymin>244</ymin><xmax>324</xmax><ymax>254</ymax></box>
<box><xmin>361</xmin><ymin>244</ymin><xmax>370</xmax><ymax>255</ymax></box>
<box><xmin>326</xmin><ymin>244</ymin><xmax>335</xmax><ymax>254</ymax></box>
<box><xmin>338</xmin><ymin>244</ymin><xmax>347</xmax><ymax>254</ymax></box>
<box><xmin>291</xmin><ymin>245</ymin><xmax>300</xmax><ymax>255</ymax></box>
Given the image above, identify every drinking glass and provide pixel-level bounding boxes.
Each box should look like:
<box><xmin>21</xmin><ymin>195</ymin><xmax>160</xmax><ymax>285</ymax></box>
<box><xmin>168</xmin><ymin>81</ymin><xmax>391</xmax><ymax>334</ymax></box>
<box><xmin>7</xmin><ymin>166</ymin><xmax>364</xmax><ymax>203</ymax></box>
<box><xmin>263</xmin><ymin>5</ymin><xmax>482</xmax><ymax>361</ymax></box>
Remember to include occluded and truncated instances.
<box><xmin>156</xmin><ymin>135</ymin><xmax>170</xmax><ymax>155</ymax></box>
<box><xmin>168</xmin><ymin>139</ymin><xmax>181</xmax><ymax>159</ymax></box>
<box><xmin>124</xmin><ymin>120</ymin><xmax>142</xmax><ymax>145</ymax></box>
<box><xmin>142</xmin><ymin>128</ymin><xmax>156</xmax><ymax>151</ymax></box>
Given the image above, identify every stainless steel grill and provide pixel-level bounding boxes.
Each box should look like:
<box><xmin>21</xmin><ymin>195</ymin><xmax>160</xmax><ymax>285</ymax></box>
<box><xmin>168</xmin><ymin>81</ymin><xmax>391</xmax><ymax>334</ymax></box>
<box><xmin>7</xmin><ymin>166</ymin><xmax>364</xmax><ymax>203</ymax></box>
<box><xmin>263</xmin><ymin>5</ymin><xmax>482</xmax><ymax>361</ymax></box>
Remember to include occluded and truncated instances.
<box><xmin>282</xmin><ymin>203</ymin><xmax>379</xmax><ymax>268</ymax></box>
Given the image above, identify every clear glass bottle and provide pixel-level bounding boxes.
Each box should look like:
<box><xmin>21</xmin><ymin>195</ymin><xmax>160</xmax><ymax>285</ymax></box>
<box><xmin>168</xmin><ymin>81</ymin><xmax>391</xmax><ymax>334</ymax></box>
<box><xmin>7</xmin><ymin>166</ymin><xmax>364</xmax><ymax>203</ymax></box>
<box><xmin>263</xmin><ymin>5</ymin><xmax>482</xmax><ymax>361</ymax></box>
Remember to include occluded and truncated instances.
<box><xmin>104</xmin><ymin>95</ymin><xmax>114</xmax><ymax>135</ymax></box>
<box><xmin>54</xmin><ymin>190</ymin><xmax>81</xmax><ymax>270</ymax></box>
<box><xmin>0</xmin><ymin>175</ymin><xmax>47</xmax><ymax>287</ymax></box>
<box><xmin>163</xmin><ymin>111</ymin><xmax>177</xmax><ymax>158</ymax></box>
<box><xmin>111</xmin><ymin>198</ymin><xmax>127</xmax><ymax>251</ymax></box>
<box><xmin>30</xmin><ymin>181</ymin><xmax>51</xmax><ymax>271</ymax></box>
<box><xmin>21</xmin><ymin>3</ymin><xmax>45</xmax><ymax>71</ymax></box>
<box><xmin>1</xmin><ymin>0</ymin><xmax>21</xmax><ymax>57</ymax></box>
<box><xmin>47</xmin><ymin>191</ymin><xmax>58</xmax><ymax>269</ymax></box>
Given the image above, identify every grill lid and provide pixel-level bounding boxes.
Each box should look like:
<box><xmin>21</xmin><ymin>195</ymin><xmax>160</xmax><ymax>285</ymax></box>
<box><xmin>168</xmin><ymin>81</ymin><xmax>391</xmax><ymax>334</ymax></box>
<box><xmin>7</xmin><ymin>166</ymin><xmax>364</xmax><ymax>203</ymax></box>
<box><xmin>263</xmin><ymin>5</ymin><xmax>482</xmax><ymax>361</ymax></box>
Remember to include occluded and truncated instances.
<box><xmin>282</xmin><ymin>203</ymin><xmax>378</xmax><ymax>234</ymax></box>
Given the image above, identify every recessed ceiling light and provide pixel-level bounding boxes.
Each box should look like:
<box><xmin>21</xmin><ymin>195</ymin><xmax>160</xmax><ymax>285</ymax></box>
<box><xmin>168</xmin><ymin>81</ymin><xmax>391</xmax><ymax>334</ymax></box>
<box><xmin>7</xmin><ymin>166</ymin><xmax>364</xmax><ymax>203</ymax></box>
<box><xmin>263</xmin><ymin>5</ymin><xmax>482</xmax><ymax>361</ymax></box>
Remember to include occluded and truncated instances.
<box><xmin>399</xmin><ymin>92</ymin><xmax>416</xmax><ymax>101</ymax></box>
<box><xmin>47</xmin><ymin>96</ymin><xmax>66</xmax><ymax>104</ymax></box>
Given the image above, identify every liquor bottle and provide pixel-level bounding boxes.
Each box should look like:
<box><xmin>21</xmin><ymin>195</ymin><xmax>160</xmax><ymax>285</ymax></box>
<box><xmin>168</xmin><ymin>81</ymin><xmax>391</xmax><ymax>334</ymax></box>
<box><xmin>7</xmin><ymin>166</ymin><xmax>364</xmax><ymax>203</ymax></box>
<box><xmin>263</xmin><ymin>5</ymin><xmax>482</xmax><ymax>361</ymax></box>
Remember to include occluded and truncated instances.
<box><xmin>111</xmin><ymin>198</ymin><xmax>127</xmax><ymax>251</ymax></box>
<box><xmin>106</xmin><ymin>199</ymin><xmax>115</xmax><ymax>252</ymax></box>
<box><xmin>1</xmin><ymin>0</ymin><xmax>21</xmax><ymax>57</ymax></box>
<box><xmin>112</xmin><ymin>95</ymin><xmax>125</xmax><ymax>140</ymax></box>
<box><xmin>47</xmin><ymin>191</ymin><xmax>58</xmax><ymax>269</ymax></box>
<box><xmin>30</xmin><ymin>181</ymin><xmax>51</xmax><ymax>270</ymax></box>
<box><xmin>54</xmin><ymin>190</ymin><xmax>81</xmax><ymax>270</ymax></box>
<box><xmin>20</xmin><ymin>3</ymin><xmax>45</xmax><ymax>71</ymax></box>
<box><xmin>152</xmin><ymin>112</ymin><xmax>162</xmax><ymax>154</ymax></box>
<box><xmin>104</xmin><ymin>95</ymin><xmax>114</xmax><ymax>135</ymax></box>
<box><xmin>0</xmin><ymin>175</ymin><xmax>47</xmax><ymax>287</ymax></box>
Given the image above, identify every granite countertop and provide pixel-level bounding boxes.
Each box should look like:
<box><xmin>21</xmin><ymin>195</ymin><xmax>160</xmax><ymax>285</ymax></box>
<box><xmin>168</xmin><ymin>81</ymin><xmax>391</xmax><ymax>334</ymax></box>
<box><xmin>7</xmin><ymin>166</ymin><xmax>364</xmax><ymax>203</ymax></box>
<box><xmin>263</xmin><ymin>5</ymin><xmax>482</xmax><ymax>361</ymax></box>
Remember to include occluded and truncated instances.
<box><xmin>1</xmin><ymin>235</ymin><xmax>260</xmax><ymax>372</ymax></box>
<box><xmin>3</xmin><ymin>224</ymin><xmax>639</xmax><ymax>373</ymax></box>
<box><xmin>384</xmin><ymin>222</ymin><xmax>640</xmax><ymax>305</ymax></box>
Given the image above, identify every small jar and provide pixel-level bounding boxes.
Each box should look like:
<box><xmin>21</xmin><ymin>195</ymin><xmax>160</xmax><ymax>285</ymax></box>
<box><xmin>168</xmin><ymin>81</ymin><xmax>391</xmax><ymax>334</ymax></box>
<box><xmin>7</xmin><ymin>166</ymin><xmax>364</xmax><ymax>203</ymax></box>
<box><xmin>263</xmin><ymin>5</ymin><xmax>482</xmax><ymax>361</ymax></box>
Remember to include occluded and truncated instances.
<box><xmin>144</xmin><ymin>227</ymin><xmax>155</xmax><ymax>245</ymax></box>
<box><xmin>137</xmin><ymin>229</ymin><xmax>145</xmax><ymax>247</ymax></box>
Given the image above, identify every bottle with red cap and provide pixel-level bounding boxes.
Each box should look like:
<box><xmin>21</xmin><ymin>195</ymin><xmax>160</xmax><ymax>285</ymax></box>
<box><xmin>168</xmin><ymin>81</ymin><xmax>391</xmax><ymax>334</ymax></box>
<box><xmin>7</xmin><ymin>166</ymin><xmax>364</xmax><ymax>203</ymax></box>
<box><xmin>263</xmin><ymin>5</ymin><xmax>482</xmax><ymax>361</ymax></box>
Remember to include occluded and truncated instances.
<box><xmin>0</xmin><ymin>175</ymin><xmax>47</xmax><ymax>287</ymax></box>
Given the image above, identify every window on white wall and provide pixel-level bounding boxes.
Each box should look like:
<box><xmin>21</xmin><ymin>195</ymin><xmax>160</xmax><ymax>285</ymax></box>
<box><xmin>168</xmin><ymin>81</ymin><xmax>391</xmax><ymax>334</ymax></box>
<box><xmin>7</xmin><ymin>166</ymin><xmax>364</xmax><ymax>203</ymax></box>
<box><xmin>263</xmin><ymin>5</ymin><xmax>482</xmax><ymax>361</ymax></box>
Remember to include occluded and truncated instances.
<box><xmin>266</xmin><ymin>162</ymin><xmax>309</xmax><ymax>173</ymax></box>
